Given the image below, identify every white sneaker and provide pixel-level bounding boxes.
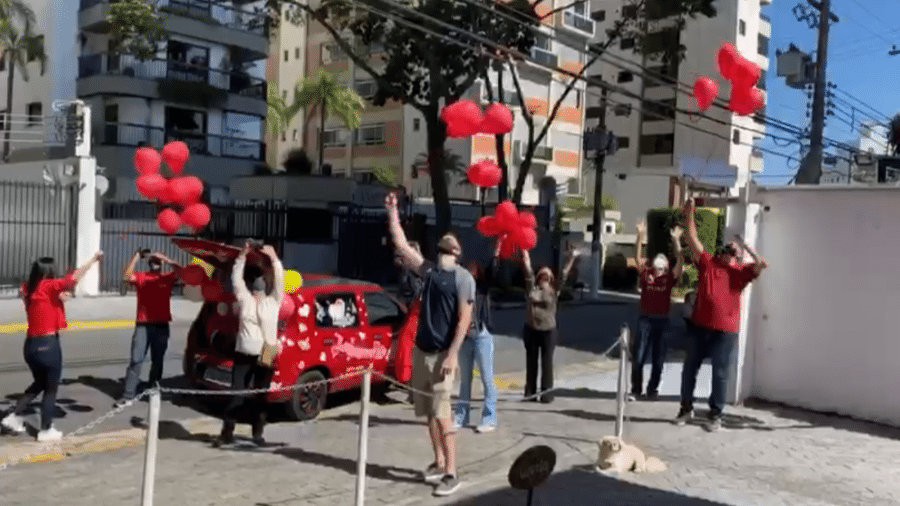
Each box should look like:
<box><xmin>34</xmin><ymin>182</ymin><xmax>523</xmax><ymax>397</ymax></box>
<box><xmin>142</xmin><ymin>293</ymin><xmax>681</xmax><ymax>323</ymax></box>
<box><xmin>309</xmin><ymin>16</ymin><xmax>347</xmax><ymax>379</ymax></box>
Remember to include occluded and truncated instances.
<box><xmin>1</xmin><ymin>414</ymin><xmax>26</xmax><ymax>434</ymax></box>
<box><xmin>475</xmin><ymin>423</ymin><xmax>496</xmax><ymax>433</ymax></box>
<box><xmin>36</xmin><ymin>426</ymin><xmax>63</xmax><ymax>442</ymax></box>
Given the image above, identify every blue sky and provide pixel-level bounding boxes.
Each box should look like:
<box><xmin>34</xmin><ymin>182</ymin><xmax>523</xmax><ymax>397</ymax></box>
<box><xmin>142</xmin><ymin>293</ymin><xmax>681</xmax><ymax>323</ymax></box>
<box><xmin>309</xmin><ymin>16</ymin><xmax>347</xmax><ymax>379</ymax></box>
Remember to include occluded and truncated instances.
<box><xmin>757</xmin><ymin>0</ymin><xmax>900</xmax><ymax>185</ymax></box>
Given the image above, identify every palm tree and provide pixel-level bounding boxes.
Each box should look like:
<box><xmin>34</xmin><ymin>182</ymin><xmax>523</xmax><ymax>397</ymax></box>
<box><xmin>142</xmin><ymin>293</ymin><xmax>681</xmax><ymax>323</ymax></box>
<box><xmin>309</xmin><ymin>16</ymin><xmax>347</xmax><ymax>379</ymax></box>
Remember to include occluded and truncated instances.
<box><xmin>1</xmin><ymin>19</ymin><xmax>45</xmax><ymax>161</ymax></box>
<box><xmin>0</xmin><ymin>0</ymin><xmax>36</xmax><ymax>27</ymax></box>
<box><xmin>888</xmin><ymin>114</ymin><xmax>900</xmax><ymax>156</ymax></box>
<box><xmin>287</xmin><ymin>68</ymin><xmax>364</xmax><ymax>172</ymax></box>
<box><xmin>266</xmin><ymin>85</ymin><xmax>290</xmax><ymax>136</ymax></box>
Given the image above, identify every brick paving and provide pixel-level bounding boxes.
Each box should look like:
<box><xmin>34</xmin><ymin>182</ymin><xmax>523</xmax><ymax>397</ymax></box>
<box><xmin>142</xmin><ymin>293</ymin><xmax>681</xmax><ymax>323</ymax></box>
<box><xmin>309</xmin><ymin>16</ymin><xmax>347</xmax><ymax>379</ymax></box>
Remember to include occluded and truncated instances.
<box><xmin>2</xmin><ymin>366</ymin><xmax>900</xmax><ymax>506</ymax></box>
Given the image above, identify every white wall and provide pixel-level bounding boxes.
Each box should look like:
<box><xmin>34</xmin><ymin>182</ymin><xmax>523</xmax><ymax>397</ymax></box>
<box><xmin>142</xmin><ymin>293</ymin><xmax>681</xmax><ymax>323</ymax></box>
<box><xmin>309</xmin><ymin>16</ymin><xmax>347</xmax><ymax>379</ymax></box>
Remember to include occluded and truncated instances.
<box><xmin>744</xmin><ymin>186</ymin><xmax>900</xmax><ymax>426</ymax></box>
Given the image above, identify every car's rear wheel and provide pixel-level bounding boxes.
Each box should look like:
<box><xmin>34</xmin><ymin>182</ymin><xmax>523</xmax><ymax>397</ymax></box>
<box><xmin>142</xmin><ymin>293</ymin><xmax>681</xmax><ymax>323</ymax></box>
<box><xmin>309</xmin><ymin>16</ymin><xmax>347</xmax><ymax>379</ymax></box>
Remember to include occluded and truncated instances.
<box><xmin>287</xmin><ymin>370</ymin><xmax>328</xmax><ymax>421</ymax></box>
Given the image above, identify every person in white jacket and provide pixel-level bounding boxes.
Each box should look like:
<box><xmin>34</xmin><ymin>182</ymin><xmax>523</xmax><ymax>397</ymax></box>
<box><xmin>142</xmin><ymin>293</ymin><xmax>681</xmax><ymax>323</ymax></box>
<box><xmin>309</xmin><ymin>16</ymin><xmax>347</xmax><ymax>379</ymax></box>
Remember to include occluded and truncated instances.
<box><xmin>214</xmin><ymin>242</ymin><xmax>284</xmax><ymax>447</ymax></box>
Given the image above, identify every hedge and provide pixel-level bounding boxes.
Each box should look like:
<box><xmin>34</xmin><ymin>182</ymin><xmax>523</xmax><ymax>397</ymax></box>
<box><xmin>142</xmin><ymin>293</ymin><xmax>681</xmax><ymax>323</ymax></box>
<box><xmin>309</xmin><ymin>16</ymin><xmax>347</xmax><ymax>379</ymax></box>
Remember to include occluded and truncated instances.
<box><xmin>646</xmin><ymin>207</ymin><xmax>721</xmax><ymax>261</ymax></box>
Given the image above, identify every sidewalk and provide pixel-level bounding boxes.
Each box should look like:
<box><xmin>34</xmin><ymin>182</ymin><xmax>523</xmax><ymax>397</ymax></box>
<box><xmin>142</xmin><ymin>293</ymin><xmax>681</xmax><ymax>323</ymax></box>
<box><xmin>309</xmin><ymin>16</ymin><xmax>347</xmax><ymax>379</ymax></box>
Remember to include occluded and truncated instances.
<box><xmin>2</xmin><ymin>363</ymin><xmax>899</xmax><ymax>505</ymax></box>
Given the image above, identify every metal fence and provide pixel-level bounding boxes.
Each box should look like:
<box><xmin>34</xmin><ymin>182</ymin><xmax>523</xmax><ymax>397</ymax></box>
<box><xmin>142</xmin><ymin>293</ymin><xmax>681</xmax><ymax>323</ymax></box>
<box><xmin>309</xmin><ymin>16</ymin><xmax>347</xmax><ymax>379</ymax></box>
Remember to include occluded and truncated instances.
<box><xmin>0</xmin><ymin>181</ymin><xmax>78</xmax><ymax>297</ymax></box>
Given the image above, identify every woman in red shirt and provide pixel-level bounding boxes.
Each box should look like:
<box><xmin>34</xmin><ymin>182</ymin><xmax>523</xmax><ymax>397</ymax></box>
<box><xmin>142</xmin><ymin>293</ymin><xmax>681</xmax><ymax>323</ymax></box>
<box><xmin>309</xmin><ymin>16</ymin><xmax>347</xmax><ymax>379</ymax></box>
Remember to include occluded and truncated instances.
<box><xmin>0</xmin><ymin>251</ymin><xmax>103</xmax><ymax>441</ymax></box>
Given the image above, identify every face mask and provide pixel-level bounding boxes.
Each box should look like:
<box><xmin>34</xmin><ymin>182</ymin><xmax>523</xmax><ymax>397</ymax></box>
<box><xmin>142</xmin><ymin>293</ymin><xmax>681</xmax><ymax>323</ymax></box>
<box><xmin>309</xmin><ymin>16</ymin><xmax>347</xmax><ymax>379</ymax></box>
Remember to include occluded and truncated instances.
<box><xmin>148</xmin><ymin>263</ymin><xmax>162</xmax><ymax>272</ymax></box>
<box><xmin>652</xmin><ymin>254</ymin><xmax>669</xmax><ymax>271</ymax></box>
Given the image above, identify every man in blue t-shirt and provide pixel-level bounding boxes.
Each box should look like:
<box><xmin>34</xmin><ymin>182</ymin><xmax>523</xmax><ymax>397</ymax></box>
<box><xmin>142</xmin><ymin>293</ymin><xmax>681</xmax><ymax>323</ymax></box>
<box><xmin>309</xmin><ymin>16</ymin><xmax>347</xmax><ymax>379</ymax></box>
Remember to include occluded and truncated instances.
<box><xmin>385</xmin><ymin>193</ymin><xmax>475</xmax><ymax>498</ymax></box>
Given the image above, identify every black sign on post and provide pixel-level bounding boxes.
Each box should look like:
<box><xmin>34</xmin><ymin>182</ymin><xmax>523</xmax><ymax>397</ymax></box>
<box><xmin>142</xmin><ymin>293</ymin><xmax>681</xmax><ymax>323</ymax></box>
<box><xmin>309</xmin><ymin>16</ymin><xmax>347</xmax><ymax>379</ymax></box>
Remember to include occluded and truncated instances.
<box><xmin>508</xmin><ymin>445</ymin><xmax>557</xmax><ymax>506</ymax></box>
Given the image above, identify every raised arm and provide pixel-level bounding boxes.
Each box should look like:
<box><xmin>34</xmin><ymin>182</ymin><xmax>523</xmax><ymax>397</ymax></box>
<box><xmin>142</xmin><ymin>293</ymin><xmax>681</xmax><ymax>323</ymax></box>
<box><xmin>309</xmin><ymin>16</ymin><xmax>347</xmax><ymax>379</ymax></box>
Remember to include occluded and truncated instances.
<box><xmin>384</xmin><ymin>192</ymin><xmax>424</xmax><ymax>272</ymax></box>
<box><xmin>262</xmin><ymin>245</ymin><xmax>285</xmax><ymax>299</ymax></box>
<box><xmin>123</xmin><ymin>250</ymin><xmax>142</xmax><ymax>283</ymax></box>
<box><xmin>486</xmin><ymin>240</ymin><xmax>502</xmax><ymax>284</ymax></box>
<box><xmin>682</xmin><ymin>198</ymin><xmax>704</xmax><ymax>263</ymax></box>
<box><xmin>521</xmin><ymin>249</ymin><xmax>535</xmax><ymax>291</ymax></box>
<box><xmin>557</xmin><ymin>243</ymin><xmax>579</xmax><ymax>292</ymax></box>
<box><xmin>737</xmin><ymin>235</ymin><xmax>768</xmax><ymax>277</ymax></box>
<box><xmin>634</xmin><ymin>220</ymin><xmax>646</xmax><ymax>272</ymax></box>
<box><xmin>670</xmin><ymin>226</ymin><xmax>685</xmax><ymax>280</ymax></box>
<box><xmin>232</xmin><ymin>244</ymin><xmax>250</xmax><ymax>298</ymax></box>
<box><xmin>73</xmin><ymin>251</ymin><xmax>103</xmax><ymax>284</ymax></box>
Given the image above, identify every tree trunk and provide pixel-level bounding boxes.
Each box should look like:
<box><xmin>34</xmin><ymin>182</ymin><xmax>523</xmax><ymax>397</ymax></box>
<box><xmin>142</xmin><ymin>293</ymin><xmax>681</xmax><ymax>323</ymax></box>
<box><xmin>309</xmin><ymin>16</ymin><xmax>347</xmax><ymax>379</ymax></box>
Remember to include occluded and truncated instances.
<box><xmin>495</xmin><ymin>66</ymin><xmax>509</xmax><ymax>202</ymax></box>
<box><xmin>425</xmin><ymin>112</ymin><xmax>451</xmax><ymax>234</ymax></box>
<box><xmin>3</xmin><ymin>58</ymin><xmax>15</xmax><ymax>162</ymax></box>
<box><xmin>512</xmin><ymin>144</ymin><xmax>535</xmax><ymax>204</ymax></box>
<box><xmin>317</xmin><ymin>98</ymin><xmax>326</xmax><ymax>173</ymax></box>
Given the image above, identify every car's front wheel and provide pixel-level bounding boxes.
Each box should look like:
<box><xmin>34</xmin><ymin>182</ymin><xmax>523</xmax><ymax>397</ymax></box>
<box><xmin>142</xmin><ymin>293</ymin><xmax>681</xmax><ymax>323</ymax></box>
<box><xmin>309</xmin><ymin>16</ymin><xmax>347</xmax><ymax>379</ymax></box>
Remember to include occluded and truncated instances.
<box><xmin>287</xmin><ymin>370</ymin><xmax>328</xmax><ymax>421</ymax></box>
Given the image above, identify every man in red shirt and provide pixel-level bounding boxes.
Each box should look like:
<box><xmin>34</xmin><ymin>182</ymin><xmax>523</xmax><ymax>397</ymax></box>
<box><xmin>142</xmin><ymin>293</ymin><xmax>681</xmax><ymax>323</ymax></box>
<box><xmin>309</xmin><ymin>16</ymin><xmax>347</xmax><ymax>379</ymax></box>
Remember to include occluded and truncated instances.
<box><xmin>631</xmin><ymin>221</ymin><xmax>684</xmax><ymax>401</ymax></box>
<box><xmin>115</xmin><ymin>250</ymin><xmax>182</xmax><ymax>406</ymax></box>
<box><xmin>676</xmin><ymin>198</ymin><xmax>768</xmax><ymax>431</ymax></box>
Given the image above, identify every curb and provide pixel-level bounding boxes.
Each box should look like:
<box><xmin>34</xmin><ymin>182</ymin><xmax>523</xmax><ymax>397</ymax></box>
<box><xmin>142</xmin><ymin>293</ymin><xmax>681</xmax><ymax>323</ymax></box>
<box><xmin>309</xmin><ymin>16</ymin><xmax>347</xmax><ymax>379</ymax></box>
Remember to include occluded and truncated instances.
<box><xmin>0</xmin><ymin>320</ymin><xmax>136</xmax><ymax>335</ymax></box>
<box><xmin>0</xmin><ymin>359</ymin><xmax>617</xmax><ymax>470</ymax></box>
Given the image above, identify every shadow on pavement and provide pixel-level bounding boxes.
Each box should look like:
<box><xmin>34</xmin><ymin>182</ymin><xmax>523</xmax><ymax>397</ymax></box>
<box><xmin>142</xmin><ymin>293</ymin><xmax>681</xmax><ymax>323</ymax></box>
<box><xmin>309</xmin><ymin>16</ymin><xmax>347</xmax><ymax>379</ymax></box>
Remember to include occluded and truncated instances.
<box><xmin>743</xmin><ymin>398</ymin><xmax>900</xmax><ymax>440</ymax></box>
<box><xmin>327</xmin><ymin>413</ymin><xmax>424</xmax><ymax>427</ymax></box>
<box><xmin>1</xmin><ymin>394</ymin><xmax>94</xmax><ymax>419</ymax></box>
<box><xmin>449</xmin><ymin>467</ymin><xmax>732</xmax><ymax>506</ymax></box>
<box><xmin>274</xmin><ymin>447</ymin><xmax>423</xmax><ymax>484</ymax></box>
<box><xmin>551</xmin><ymin>407</ymin><xmax>769</xmax><ymax>431</ymax></box>
<box><xmin>61</xmin><ymin>375</ymin><xmax>123</xmax><ymax>400</ymax></box>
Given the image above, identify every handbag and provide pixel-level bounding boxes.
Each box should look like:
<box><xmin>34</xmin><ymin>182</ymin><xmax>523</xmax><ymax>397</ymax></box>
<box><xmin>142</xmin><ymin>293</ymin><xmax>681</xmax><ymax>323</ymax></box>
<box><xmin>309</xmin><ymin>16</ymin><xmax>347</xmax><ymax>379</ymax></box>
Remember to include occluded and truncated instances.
<box><xmin>258</xmin><ymin>340</ymin><xmax>280</xmax><ymax>368</ymax></box>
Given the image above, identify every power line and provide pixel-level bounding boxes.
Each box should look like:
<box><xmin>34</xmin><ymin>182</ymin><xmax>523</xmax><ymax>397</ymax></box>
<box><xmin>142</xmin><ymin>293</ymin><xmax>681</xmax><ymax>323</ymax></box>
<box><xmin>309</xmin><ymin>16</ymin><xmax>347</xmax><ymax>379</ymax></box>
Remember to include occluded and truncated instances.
<box><xmin>830</xmin><ymin>85</ymin><xmax>892</xmax><ymax>121</ymax></box>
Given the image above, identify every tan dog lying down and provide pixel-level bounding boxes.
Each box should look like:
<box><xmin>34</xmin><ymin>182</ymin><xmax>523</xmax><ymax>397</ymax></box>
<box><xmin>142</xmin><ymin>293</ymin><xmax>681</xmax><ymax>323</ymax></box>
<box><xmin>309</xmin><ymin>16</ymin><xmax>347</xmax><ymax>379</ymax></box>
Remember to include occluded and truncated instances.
<box><xmin>596</xmin><ymin>436</ymin><xmax>667</xmax><ymax>473</ymax></box>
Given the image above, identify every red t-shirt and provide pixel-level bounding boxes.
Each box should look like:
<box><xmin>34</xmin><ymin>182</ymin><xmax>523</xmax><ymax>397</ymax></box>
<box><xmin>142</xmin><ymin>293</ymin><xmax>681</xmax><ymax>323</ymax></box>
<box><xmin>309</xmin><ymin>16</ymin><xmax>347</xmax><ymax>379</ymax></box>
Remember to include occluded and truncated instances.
<box><xmin>691</xmin><ymin>251</ymin><xmax>758</xmax><ymax>333</ymax></box>
<box><xmin>22</xmin><ymin>273</ymin><xmax>76</xmax><ymax>337</ymax></box>
<box><xmin>639</xmin><ymin>266</ymin><xmax>675</xmax><ymax>316</ymax></box>
<box><xmin>133</xmin><ymin>271</ymin><xmax>178</xmax><ymax>323</ymax></box>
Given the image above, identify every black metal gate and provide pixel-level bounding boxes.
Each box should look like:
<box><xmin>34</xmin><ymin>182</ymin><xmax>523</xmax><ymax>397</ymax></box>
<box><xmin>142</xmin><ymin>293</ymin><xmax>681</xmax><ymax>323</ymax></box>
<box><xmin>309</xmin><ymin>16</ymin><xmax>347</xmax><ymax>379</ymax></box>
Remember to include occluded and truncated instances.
<box><xmin>336</xmin><ymin>206</ymin><xmax>394</xmax><ymax>284</ymax></box>
<box><xmin>0</xmin><ymin>181</ymin><xmax>78</xmax><ymax>297</ymax></box>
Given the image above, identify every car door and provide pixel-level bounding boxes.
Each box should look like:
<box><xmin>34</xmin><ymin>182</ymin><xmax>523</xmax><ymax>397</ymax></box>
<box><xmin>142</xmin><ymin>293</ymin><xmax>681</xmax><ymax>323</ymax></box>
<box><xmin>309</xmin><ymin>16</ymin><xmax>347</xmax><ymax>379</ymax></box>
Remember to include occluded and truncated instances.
<box><xmin>361</xmin><ymin>290</ymin><xmax>404</xmax><ymax>375</ymax></box>
<box><xmin>313</xmin><ymin>290</ymin><xmax>363</xmax><ymax>391</ymax></box>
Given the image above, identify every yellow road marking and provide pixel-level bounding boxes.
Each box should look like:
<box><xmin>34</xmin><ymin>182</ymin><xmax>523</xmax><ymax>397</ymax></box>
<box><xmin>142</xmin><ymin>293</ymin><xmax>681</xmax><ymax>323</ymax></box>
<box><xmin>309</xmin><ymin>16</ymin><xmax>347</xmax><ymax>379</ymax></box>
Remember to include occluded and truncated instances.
<box><xmin>0</xmin><ymin>320</ymin><xmax>135</xmax><ymax>334</ymax></box>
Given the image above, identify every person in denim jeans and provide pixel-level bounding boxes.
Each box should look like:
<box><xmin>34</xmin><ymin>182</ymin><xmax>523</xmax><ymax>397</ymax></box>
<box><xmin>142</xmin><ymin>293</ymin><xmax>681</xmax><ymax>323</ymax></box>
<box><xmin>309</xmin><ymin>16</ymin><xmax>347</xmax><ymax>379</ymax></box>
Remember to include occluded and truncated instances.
<box><xmin>1</xmin><ymin>252</ymin><xmax>103</xmax><ymax>441</ymax></box>
<box><xmin>116</xmin><ymin>250</ymin><xmax>182</xmax><ymax>406</ymax></box>
<box><xmin>629</xmin><ymin>221</ymin><xmax>684</xmax><ymax>401</ymax></box>
<box><xmin>453</xmin><ymin>241</ymin><xmax>501</xmax><ymax>433</ymax></box>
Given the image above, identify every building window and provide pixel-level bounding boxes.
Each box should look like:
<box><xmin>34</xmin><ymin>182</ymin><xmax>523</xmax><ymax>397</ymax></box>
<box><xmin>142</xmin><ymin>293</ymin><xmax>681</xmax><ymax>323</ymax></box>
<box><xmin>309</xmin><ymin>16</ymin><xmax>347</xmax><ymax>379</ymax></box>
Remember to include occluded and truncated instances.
<box><xmin>355</xmin><ymin>124</ymin><xmax>386</xmax><ymax>145</ymax></box>
<box><xmin>758</xmin><ymin>33</ymin><xmax>769</xmax><ymax>56</ymax></box>
<box><xmin>739</xmin><ymin>20</ymin><xmax>746</xmax><ymax>35</ymax></box>
<box><xmin>354</xmin><ymin>79</ymin><xmax>377</xmax><ymax>99</ymax></box>
<box><xmin>639</xmin><ymin>133</ymin><xmax>674</xmax><ymax>155</ymax></box>
<box><xmin>284</xmin><ymin>50</ymin><xmax>289</xmax><ymax>62</ymax></box>
<box><xmin>620</xmin><ymin>38</ymin><xmax>635</xmax><ymax>50</ymax></box>
<box><xmin>282</xmin><ymin>90</ymin><xmax>288</xmax><ymax>100</ymax></box>
<box><xmin>646</xmin><ymin>0</ymin><xmax>680</xmax><ymax>20</ymax></box>
<box><xmin>563</xmin><ymin>2</ymin><xmax>594</xmax><ymax>34</ymax></box>
<box><xmin>281</xmin><ymin>131</ymin><xmax>286</xmax><ymax>141</ymax></box>
<box><xmin>617</xmin><ymin>136</ymin><xmax>630</xmax><ymax>149</ymax></box>
<box><xmin>292</xmin><ymin>129</ymin><xmax>298</xmax><ymax>141</ymax></box>
<box><xmin>295</xmin><ymin>47</ymin><xmax>300</xmax><ymax>59</ymax></box>
<box><xmin>732</xmin><ymin>129</ymin><xmax>740</xmax><ymax>144</ymax></box>
<box><xmin>574</xmin><ymin>90</ymin><xmax>581</xmax><ymax>108</ymax></box>
<box><xmin>642</xmin><ymin>29</ymin><xmax>679</xmax><ymax>55</ymax></box>
<box><xmin>644</xmin><ymin>98</ymin><xmax>676</xmax><ymax>120</ymax></box>
<box><xmin>27</xmin><ymin>35</ymin><xmax>43</xmax><ymax>62</ymax></box>
<box><xmin>645</xmin><ymin>61</ymin><xmax>679</xmax><ymax>86</ymax></box>
<box><xmin>591</xmin><ymin>10</ymin><xmax>605</xmax><ymax>21</ymax></box>
<box><xmin>322</xmin><ymin>128</ymin><xmax>349</xmax><ymax>147</ymax></box>
<box><xmin>758</xmin><ymin>69</ymin><xmax>767</xmax><ymax>90</ymax></box>
<box><xmin>0</xmin><ymin>54</ymin><xmax>5</xmax><ymax>71</ymax></box>
<box><xmin>617</xmin><ymin>71</ymin><xmax>633</xmax><ymax>83</ymax></box>
<box><xmin>622</xmin><ymin>5</ymin><xmax>638</xmax><ymax>18</ymax></box>
<box><xmin>531</xmin><ymin>33</ymin><xmax>558</xmax><ymax>67</ymax></box>
<box><xmin>321</xmin><ymin>42</ymin><xmax>348</xmax><ymax>63</ymax></box>
<box><xmin>753</xmin><ymin>105</ymin><xmax>766</xmax><ymax>124</ymax></box>
<box><xmin>613</xmin><ymin>103</ymin><xmax>632</xmax><ymax>117</ymax></box>
<box><xmin>413</xmin><ymin>118</ymin><xmax>420</xmax><ymax>131</ymax></box>
<box><xmin>26</xmin><ymin>102</ymin><xmax>41</xmax><ymax>125</ymax></box>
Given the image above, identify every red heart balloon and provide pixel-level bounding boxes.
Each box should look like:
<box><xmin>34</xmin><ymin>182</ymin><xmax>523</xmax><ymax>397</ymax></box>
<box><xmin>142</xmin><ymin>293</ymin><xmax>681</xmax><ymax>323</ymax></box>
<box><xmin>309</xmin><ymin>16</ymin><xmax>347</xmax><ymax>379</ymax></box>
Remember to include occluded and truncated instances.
<box><xmin>179</xmin><ymin>264</ymin><xmax>208</xmax><ymax>286</ymax></box>
<box><xmin>717</xmin><ymin>43</ymin><xmax>739</xmax><ymax>80</ymax></box>
<box><xmin>480</xmin><ymin>103</ymin><xmax>513</xmax><ymax>135</ymax></box>
<box><xmin>476</xmin><ymin>216</ymin><xmax>501</xmax><ymax>237</ymax></box>
<box><xmin>156</xmin><ymin>208</ymin><xmax>181</xmax><ymax>235</ymax></box>
<box><xmin>136</xmin><ymin>173</ymin><xmax>166</xmax><ymax>200</ymax></box>
<box><xmin>518</xmin><ymin>210</ymin><xmax>537</xmax><ymax>230</ymax></box>
<box><xmin>692</xmin><ymin>76</ymin><xmax>719</xmax><ymax>112</ymax></box>
<box><xmin>441</xmin><ymin>100</ymin><xmax>483</xmax><ymax>138</ymax></box>
<box><xmin>495</xmin><ymin>200</ymin><xmax>518</xmax><ymax>229</ymax></box>
<box><xmin>161</xmin><ymin>141</ymin><xmax>190</xmax><ymax>174</ymax></box>
<box><xmin>730</xmin><ymin>57</ymin><xmax>761</xmax><ymax>89</ymax></box>
<box><xmin>180</xmin><ymin>202</ymin><xmax>211</xmax><ymax>230</ymax></box>
<box><xmin>466</xmin><ymin>162</ymin><xmax>485</xmax><ymax>187</ymax></box>
<box><xmin>516</xmin><ymin>227</ymin><xmax>538</xmax><ymax>250</ymax></box>
<box><xmin>279</xmin><ymin>295</ymin><xmax>296</xmax><ymax>321</ymax></box>
<box><xmin>498</xmin><ymin>235</ymin><xmax>517</xmax><ymax>258</ymax></box>
<box><xmin>134</xmin><ymin>147</ymin><xmax>161</xmax><ymax>175</ymax></box>
<box><xmin>476</xmin><ymin>159</ymin><xmax>502</xmax><ymax>187</ymax></box>
<box><xmin>168</xmin><ymin>176</ymin><xmax>204</xmax><ymax>204</ymax></box>
<box><xmin>728</xmin><ymin>87</ymin><xmax>764</xmax><ymax>116</ymax></box>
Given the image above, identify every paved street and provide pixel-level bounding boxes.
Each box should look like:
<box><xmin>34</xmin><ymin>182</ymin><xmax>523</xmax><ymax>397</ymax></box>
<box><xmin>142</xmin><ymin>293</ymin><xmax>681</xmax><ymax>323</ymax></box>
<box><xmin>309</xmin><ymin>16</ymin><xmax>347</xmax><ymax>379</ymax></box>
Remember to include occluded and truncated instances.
<box><xmin>0</xmin><ymin>296</ymin><xmax>678</xmax><ymax>438</ymax></box>
<box><xmin>2</xmin><ymin>363</ymin><xmax>899</xmax><ymax>505</ymax></box>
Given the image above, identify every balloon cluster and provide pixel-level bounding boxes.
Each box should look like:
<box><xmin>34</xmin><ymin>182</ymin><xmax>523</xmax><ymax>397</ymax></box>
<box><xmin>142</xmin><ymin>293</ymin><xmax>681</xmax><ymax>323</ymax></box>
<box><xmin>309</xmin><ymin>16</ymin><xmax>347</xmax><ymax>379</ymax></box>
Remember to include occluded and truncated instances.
<box><xmin>691</xmin><ymin>43</ymin><xmax>764</xmax><ymax>116</ymax></box>
<box><xmin>133</xmin><ymin>141</ymin><xmax>211</xmax><ymax>235</ymax></box>
<box><xmin>440</xmin><ymin>99</ymin><xmax>511</xmax><ymax>189</ymax></box>
<box><xmin>476</xmin><ymin>201</ymin><xmax>538</xmax><ymax>258</ymax></box>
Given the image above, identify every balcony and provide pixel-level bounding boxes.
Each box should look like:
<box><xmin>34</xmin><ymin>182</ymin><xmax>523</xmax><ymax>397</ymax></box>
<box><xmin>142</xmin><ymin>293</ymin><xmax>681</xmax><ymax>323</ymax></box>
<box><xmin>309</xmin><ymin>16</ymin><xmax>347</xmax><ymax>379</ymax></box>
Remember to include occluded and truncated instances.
<box><xmin>530</xmin><ymin>48</ymin><xmax>558</xmax><ymax>70</ymax></box>
<box><xmin>533</xmin><ymin>146</ymin><xmax>553</xmax><ymax>161</ymax></box>
<box><xmin>77</xmin><ymin>53</ymin><xmax>266</xmax><ymax>116</ymax></box>
<box><xmin>560</xmin><ymin>10</ymin><xmax>595</xmax><ymax>37</ymax></box>
<box><xmin>79</xmin><ymin>0</ymin><xmax>268</xmax><ymax>58</ymax></box>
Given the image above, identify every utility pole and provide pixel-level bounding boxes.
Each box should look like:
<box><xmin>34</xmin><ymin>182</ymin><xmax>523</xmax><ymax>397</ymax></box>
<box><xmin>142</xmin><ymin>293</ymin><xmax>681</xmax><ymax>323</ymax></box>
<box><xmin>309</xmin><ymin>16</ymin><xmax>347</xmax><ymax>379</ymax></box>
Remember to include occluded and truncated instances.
<box><xmin>794</xmin><ymin>0</ymin><xmax>839</xmax><ymax>184</ymax></box>
<box><xmin>587</xmin><ymin>87</ymin><xmax>611</xmax><ymax>299</ymax></box>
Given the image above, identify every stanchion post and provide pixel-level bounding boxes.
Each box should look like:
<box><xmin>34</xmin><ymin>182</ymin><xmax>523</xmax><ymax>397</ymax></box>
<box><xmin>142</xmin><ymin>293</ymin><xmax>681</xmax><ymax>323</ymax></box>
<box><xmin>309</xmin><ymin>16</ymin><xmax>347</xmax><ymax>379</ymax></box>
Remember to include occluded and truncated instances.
<box><xmin>141</xmin><ymin>389</ymin><xmax>161</xmax><ymax>506</ymax></box>
<box><xmin>355</xmin><ymin>369</ymin><xmax>371</xmax><ymax>506</ymax></box>
<box><xmin>615</xmin><ymin>325</ymin><xmax>629</xmax><ymax>439</ymax></box>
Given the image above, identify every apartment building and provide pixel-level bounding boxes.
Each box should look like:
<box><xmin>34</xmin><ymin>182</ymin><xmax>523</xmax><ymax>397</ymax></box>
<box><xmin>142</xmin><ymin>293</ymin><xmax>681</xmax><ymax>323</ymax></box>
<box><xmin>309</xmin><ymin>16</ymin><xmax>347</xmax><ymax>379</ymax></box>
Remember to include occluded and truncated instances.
<box><xmin>0</xmin><ymin>0</ymin><xmax>269</xmax><ymax>195</ymax></box>
<box><xmin>583</xmin><ymin>0</ymin><xmax>771</xmax><ymax>229</ymax></box>
<box><xmin>266</xmin><ymin>12</ymin><xmax>307</xmax><ymax>169</ymax></box>
<box><xmin>274</xmin><ymin>0</ymin><xmax>591</xmax><ymax>205</ymax></box>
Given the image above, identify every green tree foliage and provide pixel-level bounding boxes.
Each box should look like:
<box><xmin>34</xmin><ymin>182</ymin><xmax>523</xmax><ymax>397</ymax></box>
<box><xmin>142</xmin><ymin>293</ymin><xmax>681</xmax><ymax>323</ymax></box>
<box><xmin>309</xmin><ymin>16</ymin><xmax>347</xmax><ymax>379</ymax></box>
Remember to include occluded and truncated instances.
<box><xmin>107</xmin><ymin>0</ymin><xmax>166</xmax><ymax>60</ymax></box>
<box><xmin>889</xmin><ymin>114</ymin><xmax>900</xmax><ymax>156</ymax></box>
<box><xmin>645</xmin><ymin>206</ymin><xmax>721</xmax><ymax>260</ymax></box>
<box><xmin>1</xmin><ymin>17</ymin><xmax>45</xmax><ymax>160</ymax></box>
<box><xmin>372</xmin><ymin>165</ymin><xmax>399</xmax><ymax>186</ymax></box>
